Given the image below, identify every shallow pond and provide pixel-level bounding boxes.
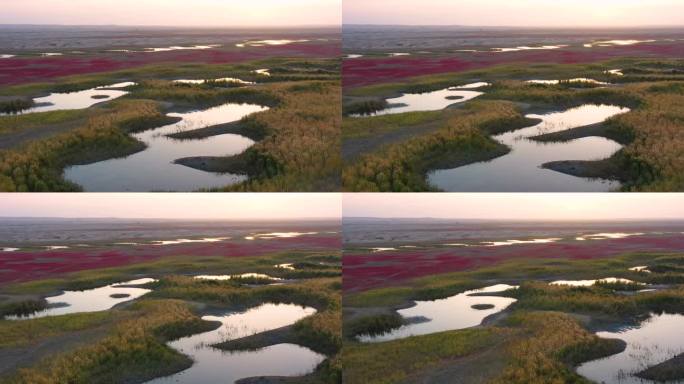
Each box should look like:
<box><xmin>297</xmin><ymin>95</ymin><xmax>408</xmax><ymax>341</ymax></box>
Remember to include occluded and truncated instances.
<box><xmin>145</xmin><ymin>45</ymin><xmax>220</xmax><ymax>52</ymax></box>
<box><xmin>245</xmin><ymin>232</ymin><xmax>318</xmax><ymax>240</ymax></box>
<box><xmin>493</xmin><ymin>45</ymin><xmax>566</xmax><ymax>52</ymax></box>
<box><xmin>237</xmin><ymin>40</ymin><xmax>309</xmax><ymax>48</ymax></box>
<box><xmin>173</xmin><ymin>77</ymin><xmax>254</xmax><ymax>85</ymax></box>
<box><xmin>363</xmin><ymin>82</ymin><xmax>489</xmax><ymax>116</ymax></box>
<box><xmin>483</xmin><ymin>238</ymin><xmax>562</xmax><ymax>246</ymax></box>
<box><xmin>146</xmin><ymin>303</ymin><xmax>324</xmax><ymax>384</ymax></box>
<box><xmin>550</xmin><ymin>277</ymin><xmax>643</xmax><ymax>287</ymax></box>
<box><xmin>150</xmin><ymin>237</ymin><xmax>230</xmax><ymax>245</ymax></box>
<box><xmin>194</xmin><ymin>273</ymin><xmax>283</xmax><ymax>282</ymax></box>
<box><xmin>359</xmin><ymin>284</ymin><xmax>518</xmax><ymax>343</ymax></box>
<box><xmin>527</xmin><ymin>78</ymin><xmax>609</xmax><ymax>86</ymax></box>
<box><xmin>428</xmin><ymin>104</ymin><xmax>630</xmax><ymax>192</ymax></box>
<box><xmin>6</xmin><ymin>278</ymin><xmax>156</xmax><ymax>320</ymax></box>
<box><xmin>275</xmin><ymin>263</ymin><xmax>296</xmax><ymax>270</ymax></box>
<box><xmin>577</xmin><ymin>313</ymin><xmax>684</xmax><ymax>384</ymax></box>
<box><xmin>64</xmin><ymin>102</ymin><xmax>268</xmax><ymax>191</ymax></box>
<box><xmin>585</xmin><ymin>40</ymin><xmax>656</xmax><ymax>48</ymax></box>
<box><xmin>1</xmin><ymin>82</ymin><xmax>134</xmax><ymax>115</ymax></box>
<box><xmin>369</xmin><ymin>247</ymin><xmax>399</xmax><ymax>253</ymax></box>
<box><xmin>577</xmin><ymin>232</ymin><xmax>645</xmax><ymax>241</ymax></box>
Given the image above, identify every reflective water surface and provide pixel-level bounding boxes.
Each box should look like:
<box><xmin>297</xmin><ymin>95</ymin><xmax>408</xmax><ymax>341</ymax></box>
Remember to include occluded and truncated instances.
<box><xmin>275</xmin><ymin>263</ymin><xmax>296</xmax><ymax>270</ymax></box>
<box><xmin>1</xmin><ymin>82</ymin><xmax>134</xmax><ymax>115</ymax></box>
<box><xmin>550</xmin><ymin>278</ymin><xmax>644</xmax><ymax>287</ymax></box>
<box><xmin>237</xmin><ymin>40</ymin><xmax>309</xmax><ymax>47</ymax></box>
<box><xmin>428</xmin><ymin>104</ymin><xmax>630</xmax><ymax>191</ymax></box>
<box><xmin>527</xmin><ymin>78</ymin><xmax>609</xmax><ymax>85</ymax></box>
<box><xmin>576</xmin><ymin>232</ymin><xmax>645</xmax><ymax>241</ymax></box>
<box><xmin>359</xmin><ymin>284</ymin><xmax>518</xmax><ymax>343</ymax></box>
<box><xmin>482</xmin><ymin>238</ymin><xmax>562</xmax><ymax>246</ymax></box>
<box><xmin>6</xmin><ymin>278</ymin><xmax>156</xmax><ymax>320</ymax></box>
<box><xmin>585</xmin><ymin>40</ymin><xmax>656</xmax><ymax>48</ymax></box>
<box><xmin>194</xmin><ymin>273</ymin><xmax>283</xmax><ymax>282</ymax></box>
<box><xmin>245</xmin><ymin>232</ymin><xmax>318</xmax><ymax>240</ymax></box>
<box><xmin>144</xmin><ymin>45</ymin><xmax>220</xmax><ymax>52</ymax></box>
<box><xmin>493</xmin><ymin>45</ymin><xmax>567</xmax><ymax>52</ymax></box>
<box><xmin>173</xmin><ymin>78</ymin><xmax>253</xmax><ymax>85</ymax></box>
<box><xmin>65</xmin><ymin>102</ymin><xmax>268</xmax><ymax>191</ymax></box>
<box><xmin>146</xmin><ymin>303</ymin><xmax>324</xmax><ymax>384</ymax></box>
<box><xmin>577</xmin><ymin>313</ymin><xmax>684</xmax><ymax>384</ymax></box>
<box><xmin>363</xmin><ymin>82</ymin><xmax>488</xmax><ymax>116</ymax></box>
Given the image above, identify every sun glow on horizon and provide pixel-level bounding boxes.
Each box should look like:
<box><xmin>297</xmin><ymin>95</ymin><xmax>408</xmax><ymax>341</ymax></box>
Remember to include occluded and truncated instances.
<box><xmin>343</xmin><ymin>194</ymin><xmax>684</xmax><ymax>221</ymax></box>
<box><xmin>344</xmin><ymin>0</ymin><xmax>684</xmax><ymax>27</ymax></box>
<box><xmin>0</xmin><ymin>0</ymin><xmax>342</xmax><ymax>27</ymax></box>
<box><xmin>0</xmin><ymin>194</ymin><xmax>342</xmax><ymax>220</ymax></box>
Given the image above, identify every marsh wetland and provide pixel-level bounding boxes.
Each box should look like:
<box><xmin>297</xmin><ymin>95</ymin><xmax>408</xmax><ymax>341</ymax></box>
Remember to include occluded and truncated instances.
<box><xmin>0</xmin><ymin>26</ymin><xmax>341</xmax><ymax>192</ymax></box>
<box><xmin>0</xmin><ymin>218</ymin><xmax>342</xmax><ymax>384</ymax></box>
<box><xmin>343</xmin><ymin>26</ymin><xmax>684</xmax><ymax>192</ymax></box>
<box><xmin>343</xmin><ymin>218</ymin><xmax>684</xmax><ymax>384</ymax></box>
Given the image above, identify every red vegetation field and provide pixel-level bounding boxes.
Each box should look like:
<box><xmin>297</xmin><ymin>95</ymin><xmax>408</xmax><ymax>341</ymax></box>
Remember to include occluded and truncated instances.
<box><xmin>343</xmin><ymin>41</ymin><xmax>684</xmax><ymax>88</ymax></box>
<box><xmin>344</xmin><ymin>234</ymin><xmax>684</xmax><ymax>292</ymax></box>
<box><xmin>0</xmin><ymin>234</ymin><xmax>340</xmax><ymax>285</ymax></box>
<box><xmin>0</xmin><ymin>41</ymin><xmax>340</xmax><ymax>86</ymax></box>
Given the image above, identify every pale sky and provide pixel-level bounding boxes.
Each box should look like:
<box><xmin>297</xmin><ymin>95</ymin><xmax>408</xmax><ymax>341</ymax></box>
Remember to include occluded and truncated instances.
<box><xmin>344</xmin><ymin>194</ymin><xmax>684</xmax><ymax>221</ymax></box>
<box><xmin>0</xmin><ymin>0</ymin><xmax>341</xmax><ymax>27</ymax></box>
<box><xmin>344</xmin><ymin>0</ymin><xmax>684</xmax><ymax>27</ymax></box>
<box><xmin>0</xmin><ymin>194</ymin><xmax>341</xmax><ymax>220</ymax></box>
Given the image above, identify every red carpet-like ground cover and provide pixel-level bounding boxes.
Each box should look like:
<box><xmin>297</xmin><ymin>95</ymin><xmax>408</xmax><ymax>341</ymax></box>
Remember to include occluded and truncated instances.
<box><xmin>343</xmin><ymin>41</ymin><xmax>684</xmax><ymax>88</ymax></box>
<box><xmin>343</xmin><ymin>235</ymin><xmax>684</xmax><ymax>292</ymax></box>
<box><xmin>0</xmin><ymin>41</ymin><xmax>340</xmax><ymax>86</ymax></box>
<box><xmin>0</xmin><ymin>234</ymin><xmax>340</xmax><ymax>285</ymax></box>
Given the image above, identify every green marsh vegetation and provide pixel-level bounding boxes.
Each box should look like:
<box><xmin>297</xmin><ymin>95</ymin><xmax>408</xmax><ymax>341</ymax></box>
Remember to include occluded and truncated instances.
<box><xmin>0</xmin><ymin>58</ymin><xmax>340</xmax><ymax>192</ymax></box>
<box><xmin>342</xmin><ymin>59</ymin><xmax>684</xmax><ymax>192</ymax></box>
<box><xmin>0</xmin><ymin>99</ymin><xmax>33</xmax><ymax>115</ymax></box>
<box><xmin>0</xmin><ymin>250</ymin><xmax>341</xmax><ymax>384</ymax></box>
<box><xmin>343</xmin><ymin>252</ymin><xmax>684</xmax><ymax>383</ymax></box>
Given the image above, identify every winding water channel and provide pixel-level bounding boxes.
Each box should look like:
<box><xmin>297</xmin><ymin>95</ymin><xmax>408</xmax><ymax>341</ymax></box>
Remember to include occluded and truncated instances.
<box><xmin>428</xmin><ymin>104</ymin><xmax>629</xmax><ymax>191</ymax></box>
<box><xmin>5</xmin><ymin>278</ymin><xmax>156</xmax><ymax>320</ymax></box>
<box><xmin>352</xmin><ymin>76</ymin><xmax>631</xmax><ymax>191</ymax></box>
<box><xmin>1</xmin><ymin>77</ymin><xmax>270</xmax><ymax>191</ymax></box>
<box><xmin>361</xmin><ymin>82</ymin><xmax>488</xmax><ymax>116</ymax></box>
<box><xmin>5</xmin><ymin>277</ymin><xmax>325</xmax><ymax>383</ymax></box>
<box><xmin>64</xmin><ymin>102</ymin><xmax>268</xmax><ymax>191</ymax></box>
<box><xmin>359</xmin><ymin>284</ymin><xmax>518</xmax><ymax>343</ymax></box>
<box><xmin>146</xmin><ymin>303</ymin><xmax>325</xmax><ymax>384</ymax></box>
<box><xmin>577</xmin><ymin>313</ymin><xmax>684</xmax><ymax>384</ymax></box>
<box><xmin>0</xmin><ymin>82</ymin><xmax>135</xmax><ymax>116</ymax></box>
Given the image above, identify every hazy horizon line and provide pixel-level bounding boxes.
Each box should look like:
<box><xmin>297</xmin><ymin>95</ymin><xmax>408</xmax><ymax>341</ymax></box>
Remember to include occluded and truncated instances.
<box><xmin>344</xmin><ymin>217</ymin><xmax>684</xmax><ymax>222</ymax></box>
<box><xmin>0</xmin><ymin>216</ymin><xmax>341</xmax><ymax>221</ymax></box>
<box><xmin>0</xmin><ymin>23</ymin><xmax>341</xmax><ymax>29</ymax></box>
<box><xmin>343</xmin><ymin>23</ymin><xmax>684</xmax><ymax>29</ymax></box>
